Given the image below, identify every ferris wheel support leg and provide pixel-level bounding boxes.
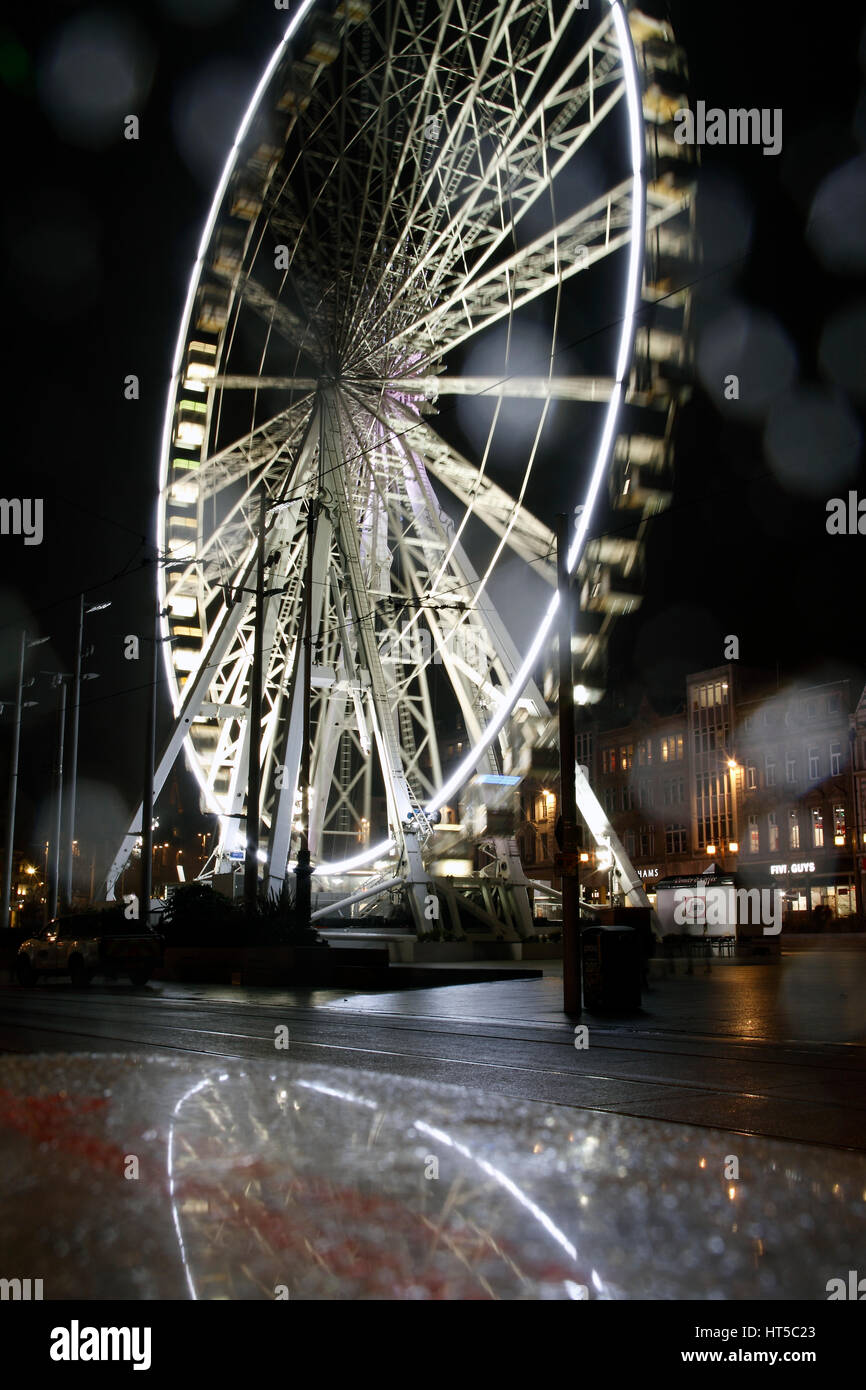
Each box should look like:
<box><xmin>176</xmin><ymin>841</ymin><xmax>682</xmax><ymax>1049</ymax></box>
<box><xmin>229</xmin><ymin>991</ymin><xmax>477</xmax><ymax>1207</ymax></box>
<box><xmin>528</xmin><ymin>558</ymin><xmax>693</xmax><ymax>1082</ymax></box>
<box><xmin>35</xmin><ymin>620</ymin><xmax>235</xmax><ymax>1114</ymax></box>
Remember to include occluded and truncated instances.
<box><xmin>574</xmin><ymin>764</ymin><xmax>652</xmax><ymax>912</ymax></box>
<box><xmin>99</xmin><ymin>547</ymin><xmax>262</xmax><ymax>900</ymax></box>
<box><xmin>265</xmin><ymin>507</ymin><xmax>333</xmax><ymax>898</ymax></box>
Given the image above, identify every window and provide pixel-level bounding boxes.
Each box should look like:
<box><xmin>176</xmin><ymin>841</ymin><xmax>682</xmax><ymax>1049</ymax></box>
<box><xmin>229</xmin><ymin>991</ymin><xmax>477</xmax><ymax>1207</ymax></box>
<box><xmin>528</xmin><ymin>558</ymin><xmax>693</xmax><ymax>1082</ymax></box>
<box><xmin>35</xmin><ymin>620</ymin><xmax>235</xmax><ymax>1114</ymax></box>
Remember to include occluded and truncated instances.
<box><xmin>748</xmin><ymin>814</ymin><xmax>760</xmax><ymax>854</ymax></box>
<box><xmin>639</xmin><ymin>825</ymin><xmax>654</xmax><ymax>857</ymax></box>
<box><xmin>768</xmin><ymin>812</ymin><xmax>779</xmax><ymax>853</ymax></box>
<box><xmin>789</xmin><ymin>811</ymin><xmax>800</xmax><ymax>850</ymax></box>
<box><xmin>811</xmin><ymin>808</ymin><xmax>824</xmax><ymax>849</ymax></box>
<box><xmin>602</xmin><ymin>747</ymin><xmax>616</xmax><ymax>774</ymax></box>
<box><xmin>663</xmin><ymin>777</ymin><xmax>685</xmax><ymax>805</ymax></box>
<box><xmin>743</xmin><ymin>713</ymin><xmax>754</xmax><ymax>732</ymax></box>
<box><xmin>834</xmin><ymin>805</ymin><xmax>847</xmax><ymax>843</ymax></box>
<box><xmin>827</xmin><ymin>693</ymin><xmax>841</xmax><ymax>715</ymax></box>
<box><xmin>620</xmin><ymin>744</ymin><xmax>634</xmax><ymax>771</ymax></box>
<box><xmin>621</xmin><ymin>786</ymin><xmax>633</xmax><ymax>811</ymax></box>
<box><xmin>639</xmin><ymin>781</ymin><xmax>653</xmax><ymax>809</ymax></box>
<box><xmin>539</xmin><ymin>833</ymin><xmax>549</xmax><ymax>859</ymax></box>
<box><xmin>638</xmin><ymin>741</ymin><xmax>648</xmax><ymax>766</ymax></box>
<box><xmin>785</xmin><ymin>753</ymin><xmax>796</xmax><ymax>783</ymax></box>
<box><xmin>830</xmin><ymin>741</ymin><xmax>842</xmax><ymax>776</ymax></box>
<box><xmin>660</xmin><ymin>734</ymin><xmax>683</xmax><ymax>762</ymax></box>
<box><xmin>604</xmin><ymin>788</ymin><xmax>616</xmax><ymax>815</ymax></box>
<box><xmin>805</xmin><ymin>699</ymin><xmax>817</xmax><ymax>720</ymax></box>
<box><xmin>665</xmin><ymin>824</ymin><xmax>687</xmax><ymax>854</ymax></box>
<box><xmin>577</xmin><ymin>733</ymin><xmax>594</xmax><ymax>767</ymax></box>
<box><xmin>765</xmin><ymin>756</ymin><xmax>776</xmax><ymax>787</ymax></box>
<box><xmin>535</xmin><ymin>796</ymin><xmax>546</xmax><ymax>821</ymax></box>
<box><xmin>625</xmin><ymin>829</ymin><xmax>636</xmax><ymax>857</ymax></box>
<box><xmin>746</xmin><ymin>764</ymin><xmax>757</xmax><ymax>790</ymax></box>
<box><xmin>808</xmin><ymin>747</ymin><xmax>820</xmax><ymax>781</ymax></box>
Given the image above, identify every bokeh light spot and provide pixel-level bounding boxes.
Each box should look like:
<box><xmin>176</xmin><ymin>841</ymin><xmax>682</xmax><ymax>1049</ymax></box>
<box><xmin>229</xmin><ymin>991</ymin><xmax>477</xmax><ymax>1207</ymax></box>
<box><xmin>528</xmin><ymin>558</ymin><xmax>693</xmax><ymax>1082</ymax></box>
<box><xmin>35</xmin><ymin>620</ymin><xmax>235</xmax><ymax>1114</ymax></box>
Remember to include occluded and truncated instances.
<box><xmin>764</xmin><ymin>387</ymin><xmax>861</xmax><ymax>497</ymax></box>
<box><xmin>697</xmin><ymin>304</ymin><xmax>797</xmax><ymax>420</ymax></box>
<box><xmin>39</xmin><ymin>10</ymin><xmax>155</xmax><ymax>150</ymax></box>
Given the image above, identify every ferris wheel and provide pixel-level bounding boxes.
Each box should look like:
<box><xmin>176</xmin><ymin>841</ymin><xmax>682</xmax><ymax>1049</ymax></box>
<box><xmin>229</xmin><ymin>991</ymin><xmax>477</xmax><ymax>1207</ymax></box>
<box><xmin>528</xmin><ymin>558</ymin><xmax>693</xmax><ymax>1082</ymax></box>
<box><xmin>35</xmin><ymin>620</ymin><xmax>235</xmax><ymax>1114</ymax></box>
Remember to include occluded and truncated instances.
<box><xmin>105</xmin><ymin>0</ymin><xmax>697</xmax><ymax>932</ymax></box>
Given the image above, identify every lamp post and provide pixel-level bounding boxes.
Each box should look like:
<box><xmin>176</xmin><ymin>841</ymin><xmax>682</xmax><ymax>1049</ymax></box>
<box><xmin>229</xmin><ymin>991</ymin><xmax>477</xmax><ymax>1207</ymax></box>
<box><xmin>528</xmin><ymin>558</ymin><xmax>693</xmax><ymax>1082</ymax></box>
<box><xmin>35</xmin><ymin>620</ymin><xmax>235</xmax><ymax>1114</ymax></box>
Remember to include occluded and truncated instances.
<box><xmin>49</xmin><ymin>674</ymin><xmax>69</xmax><ymax>920</ymax></box>
<box><xmin>1</xmin><ymin>633</ymin><xmax>47</xmax><ymax>929</ymax></box>
<box><xmin>64</xmin><ymin>596</ymin><xmax>111</xmax><ymax>905</ymax></box>
<box><xmin>727</xmin><ymin>760</ymin><xmax>740</xmax><ymax>861</ymax></box>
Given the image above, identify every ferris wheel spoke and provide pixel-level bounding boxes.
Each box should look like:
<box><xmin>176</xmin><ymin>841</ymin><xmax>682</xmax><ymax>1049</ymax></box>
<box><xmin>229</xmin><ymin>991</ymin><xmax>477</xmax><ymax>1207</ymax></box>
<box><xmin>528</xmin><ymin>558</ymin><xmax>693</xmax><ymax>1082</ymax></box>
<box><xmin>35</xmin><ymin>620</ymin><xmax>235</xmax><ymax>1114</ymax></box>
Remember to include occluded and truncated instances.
<box><xmin>381</xmin><ymin>178</ymin><xmax>637</xmax><ymax>371</ymax></box>
<box><xmin>332</xmin><ymin>2</ymin><xmax>458</xmax><ymax>356</ymax></box>
<box><xmin>348</xmin><ymin>7</ymin><xmax>624</xmax><ymax>365</ymax></box>
<box><xmin>218</xmin><ymin>268</ymin><xmax>325</xmax><ymax>363</ymax></box>
<box><xmin>403</xmin><ymin>416</ymin><xmax>556</xmax><ymax>582</ymax></box>
<box><xmin>212</xmin><ymin>375</ymin><xmax>319</xmax><ymax>392</ymax></box>
<box><xmin>388</xmin><ymin>374</ymin><xmax>617</xmax><ymax>403</ymax></box>
<box><xmin>344</xmin><ymin>0</ymin><xmax>517</xmax><ymax>341</ymax></box>
<box><xmin>194</xmin><ymin>399</ymin><xmax>314</xmax><ymax>500</ymax></box>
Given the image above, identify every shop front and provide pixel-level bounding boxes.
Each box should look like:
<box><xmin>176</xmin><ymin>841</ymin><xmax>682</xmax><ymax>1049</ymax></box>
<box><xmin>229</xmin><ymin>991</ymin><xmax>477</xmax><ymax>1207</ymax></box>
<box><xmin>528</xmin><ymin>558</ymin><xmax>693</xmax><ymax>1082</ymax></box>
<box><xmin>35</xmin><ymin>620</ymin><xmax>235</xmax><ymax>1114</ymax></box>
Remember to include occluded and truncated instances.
<box><xmin>763</xmin><ymin>855</ymin><xmax>859</xmax><ymax>927</ymax></box>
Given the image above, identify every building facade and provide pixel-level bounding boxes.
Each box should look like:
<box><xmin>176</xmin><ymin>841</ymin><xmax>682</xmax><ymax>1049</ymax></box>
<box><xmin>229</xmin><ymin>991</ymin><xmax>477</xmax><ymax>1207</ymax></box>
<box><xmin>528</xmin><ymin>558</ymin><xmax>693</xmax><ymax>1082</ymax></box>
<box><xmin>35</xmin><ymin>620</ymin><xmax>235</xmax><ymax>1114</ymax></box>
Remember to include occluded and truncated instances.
<box><xmin>518</xmin><ymin>667</ymin><xmax>864</xmax><ymax>923</ymax></box>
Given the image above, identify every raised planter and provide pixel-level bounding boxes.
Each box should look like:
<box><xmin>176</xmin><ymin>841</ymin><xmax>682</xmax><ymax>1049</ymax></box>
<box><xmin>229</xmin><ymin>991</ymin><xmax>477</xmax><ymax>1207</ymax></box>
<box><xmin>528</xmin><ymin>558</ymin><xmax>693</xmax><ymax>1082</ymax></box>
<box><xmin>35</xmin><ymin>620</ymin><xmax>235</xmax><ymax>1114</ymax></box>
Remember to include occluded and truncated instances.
<box><xmin>160</xmin><ymin>943</ymin><xmax>391</xmax><ymax>986</ymax></box>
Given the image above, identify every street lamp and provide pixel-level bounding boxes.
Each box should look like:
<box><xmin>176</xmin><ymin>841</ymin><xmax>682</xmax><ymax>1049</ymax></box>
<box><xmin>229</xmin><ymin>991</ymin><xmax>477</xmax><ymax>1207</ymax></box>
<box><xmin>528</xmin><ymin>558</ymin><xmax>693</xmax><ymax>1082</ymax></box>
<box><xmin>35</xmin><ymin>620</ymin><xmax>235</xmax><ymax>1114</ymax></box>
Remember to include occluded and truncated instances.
<box><xmin>1</xmin><ymin>632</ymin><xmax>48</xmax><ymax>929</ymax></box>
<box><xmin>726</xmin><ymin>760</ymin><xmax>740</xmax><ymax>861</ymax></box>
<box><xmin>64</xmin><ymin>596</ymin><xmax>111</xmax><ymax>905</ymax></box>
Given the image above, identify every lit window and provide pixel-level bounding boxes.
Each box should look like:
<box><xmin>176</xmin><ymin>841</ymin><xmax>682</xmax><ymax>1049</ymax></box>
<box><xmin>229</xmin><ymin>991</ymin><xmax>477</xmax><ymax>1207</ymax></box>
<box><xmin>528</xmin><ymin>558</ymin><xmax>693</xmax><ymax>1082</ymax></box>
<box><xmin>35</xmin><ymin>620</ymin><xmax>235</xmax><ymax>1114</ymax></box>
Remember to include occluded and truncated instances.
<box><xmin>789</xmin><ymin>811</ymin><xmax>800</xmax><ymax>850</ymax></box>
<box><xmin>768</xmin><ymin>812</ymin><xmax>779</xmax><ymax>853</ymax></box>
<box><xmin>746</xmin><ymin>765</ymin><xmax>757</xmax><ymax>790</ymax></box>
<box><xmin>748</xmin><ymin>814</ymin><xmax>759</xmax><ymax>854</ymax></box>
<box><xmin>834</xmin><ymin>805</ymin><xmax>846</xmax><ymax>841</ymax></box>
<box><xmin>811</xmin><ymin>808</ymin><xmax>824</xmax><ymax>848</ymax></box>
<box><xmin>621</xmin><ymin>744</ymin><xmax>634</xmax><ymax>771</ymax></box>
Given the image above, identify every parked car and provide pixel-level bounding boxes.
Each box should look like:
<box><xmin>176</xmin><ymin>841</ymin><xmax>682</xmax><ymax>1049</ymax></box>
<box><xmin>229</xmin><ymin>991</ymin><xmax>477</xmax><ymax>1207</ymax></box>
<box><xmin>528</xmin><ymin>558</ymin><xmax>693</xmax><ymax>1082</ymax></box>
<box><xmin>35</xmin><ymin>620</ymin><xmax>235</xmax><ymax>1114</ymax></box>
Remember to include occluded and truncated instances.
<box><xmin>14</xmin><ymin>910</ymin><xmax>162</xmax><ymax>988</ymax></box>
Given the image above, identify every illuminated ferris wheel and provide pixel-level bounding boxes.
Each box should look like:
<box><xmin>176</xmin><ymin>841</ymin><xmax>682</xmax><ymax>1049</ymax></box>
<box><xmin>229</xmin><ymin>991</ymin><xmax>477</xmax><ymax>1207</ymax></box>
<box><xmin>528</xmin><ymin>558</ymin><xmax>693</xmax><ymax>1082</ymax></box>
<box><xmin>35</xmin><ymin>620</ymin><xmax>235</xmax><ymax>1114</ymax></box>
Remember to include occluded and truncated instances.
<box><xmin>105</xmin><ymin>0</ymin><xmax>697</xmax><ymax>932</ymax></box>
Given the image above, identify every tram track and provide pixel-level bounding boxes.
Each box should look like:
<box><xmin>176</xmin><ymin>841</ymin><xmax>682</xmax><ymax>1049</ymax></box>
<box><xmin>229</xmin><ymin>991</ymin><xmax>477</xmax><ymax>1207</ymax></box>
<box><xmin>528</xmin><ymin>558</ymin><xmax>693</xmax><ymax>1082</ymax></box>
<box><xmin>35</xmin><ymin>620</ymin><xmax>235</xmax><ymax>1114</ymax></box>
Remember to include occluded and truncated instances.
<box><xmin>1</xmin><ymin>984</ymin><xmax>864</xmax><ymax>1151</ymax></box>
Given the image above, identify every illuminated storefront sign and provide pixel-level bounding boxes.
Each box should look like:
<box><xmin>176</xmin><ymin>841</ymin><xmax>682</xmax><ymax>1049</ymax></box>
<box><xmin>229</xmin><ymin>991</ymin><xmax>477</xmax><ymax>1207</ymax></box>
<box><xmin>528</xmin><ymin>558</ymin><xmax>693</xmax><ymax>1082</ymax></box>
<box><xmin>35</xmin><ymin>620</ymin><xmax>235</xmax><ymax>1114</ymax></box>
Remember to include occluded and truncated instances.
<box><xmin>638</xmin><ymin>867</ymin><xmax>659</xmax><ymax>879</ymax></box>
<box><xmin>769</xmin><ymin>861</ymin><xmax>816</xmax><ymax>875</ymax></box>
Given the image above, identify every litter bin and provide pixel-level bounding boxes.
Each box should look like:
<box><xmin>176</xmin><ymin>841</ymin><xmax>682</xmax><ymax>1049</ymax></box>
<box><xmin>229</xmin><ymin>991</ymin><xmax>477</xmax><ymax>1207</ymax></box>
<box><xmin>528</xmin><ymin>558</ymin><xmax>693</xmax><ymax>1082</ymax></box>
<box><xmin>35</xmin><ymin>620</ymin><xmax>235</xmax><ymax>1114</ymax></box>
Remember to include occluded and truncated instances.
<box><xmin>581</xmin><ymin>924</ymin><xmax>642</xmax><ymax>1011</ymax></box>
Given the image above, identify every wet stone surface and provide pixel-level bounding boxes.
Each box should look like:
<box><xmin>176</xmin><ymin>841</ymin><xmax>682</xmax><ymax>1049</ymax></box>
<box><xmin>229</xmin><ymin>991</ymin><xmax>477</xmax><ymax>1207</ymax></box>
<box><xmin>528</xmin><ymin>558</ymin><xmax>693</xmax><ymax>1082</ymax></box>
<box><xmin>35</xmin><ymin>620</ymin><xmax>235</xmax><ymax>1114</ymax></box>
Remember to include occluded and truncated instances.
<box><xmin>1</xmin><ymin>1053</ymin><xmax>864</xmax><ymax>1300</ymax></box>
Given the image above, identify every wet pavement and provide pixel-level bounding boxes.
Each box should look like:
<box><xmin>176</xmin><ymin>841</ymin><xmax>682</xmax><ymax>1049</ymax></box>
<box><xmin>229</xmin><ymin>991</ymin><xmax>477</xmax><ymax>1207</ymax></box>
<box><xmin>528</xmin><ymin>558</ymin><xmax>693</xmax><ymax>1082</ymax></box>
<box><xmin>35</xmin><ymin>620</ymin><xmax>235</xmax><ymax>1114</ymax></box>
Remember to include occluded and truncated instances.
<box><xmin>1</xmin><ymin>1052</ymin><xmax>864</xmax><ymax>1301</ymax></box>
<box><xmin>1</xmin><ymin>938</ymin><xmax>864</xmax><ymax>1151</ymax></box>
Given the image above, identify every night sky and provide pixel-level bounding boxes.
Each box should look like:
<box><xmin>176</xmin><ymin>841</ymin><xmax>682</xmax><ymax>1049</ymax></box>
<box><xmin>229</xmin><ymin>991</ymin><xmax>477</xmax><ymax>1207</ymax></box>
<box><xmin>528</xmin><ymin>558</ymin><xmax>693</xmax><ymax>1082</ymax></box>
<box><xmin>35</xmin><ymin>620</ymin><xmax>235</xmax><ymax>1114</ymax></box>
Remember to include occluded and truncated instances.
<box><xmin>1</xmin><ymin>0</ymin><xmax>865</xmax><ymax>868</ymax></box>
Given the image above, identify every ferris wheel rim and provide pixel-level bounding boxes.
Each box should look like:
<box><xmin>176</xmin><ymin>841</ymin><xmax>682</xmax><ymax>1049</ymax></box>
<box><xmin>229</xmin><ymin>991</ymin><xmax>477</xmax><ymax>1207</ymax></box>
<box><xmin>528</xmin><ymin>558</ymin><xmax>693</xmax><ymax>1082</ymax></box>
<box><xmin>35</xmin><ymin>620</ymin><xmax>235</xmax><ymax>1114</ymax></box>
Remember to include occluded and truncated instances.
<box><xmin>156</xmin><ymin>0</ymin><xmax>647</xmax><ymax>881</ymax></box>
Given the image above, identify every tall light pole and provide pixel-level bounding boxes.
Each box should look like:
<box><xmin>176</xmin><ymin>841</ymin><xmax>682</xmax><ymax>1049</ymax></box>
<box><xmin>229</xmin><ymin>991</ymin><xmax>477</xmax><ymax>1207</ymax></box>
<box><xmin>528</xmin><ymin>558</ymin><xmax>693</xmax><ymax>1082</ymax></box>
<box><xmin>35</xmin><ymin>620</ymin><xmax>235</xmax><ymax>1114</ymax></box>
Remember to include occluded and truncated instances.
<box><xmin>1</xmin><ymin>633</ymin><xmax>46</xmax><ymax>929</ymax></box>
<box><xmin>49</xmin><ymin>675</ymin><xmax>69</xmax><ymax>919</ymax></box>
<box><xmin>556</xmin><ymin>514</ymin><xmax>581</xmax><ymax>1015</ymax></box>
<box><xmin>140</xmin><ymin>598</ymin><xmax>165</xmax><ymax>925</ymax></box>
<box><xmin>64</xmin><ymin>597</ymin><xmax>111</xmax><ymax>905</ymax></box>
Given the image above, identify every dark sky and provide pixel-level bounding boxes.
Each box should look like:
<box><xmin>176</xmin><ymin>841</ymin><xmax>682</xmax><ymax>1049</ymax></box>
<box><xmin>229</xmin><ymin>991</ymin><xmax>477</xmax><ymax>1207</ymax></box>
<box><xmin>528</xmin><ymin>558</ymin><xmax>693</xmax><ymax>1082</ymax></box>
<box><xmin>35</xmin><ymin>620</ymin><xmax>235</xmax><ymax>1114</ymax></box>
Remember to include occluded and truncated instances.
<box><xmin>1</xmin><ymin>0</ymin><xmax>865</xmax><ymax>863</ymax></box>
